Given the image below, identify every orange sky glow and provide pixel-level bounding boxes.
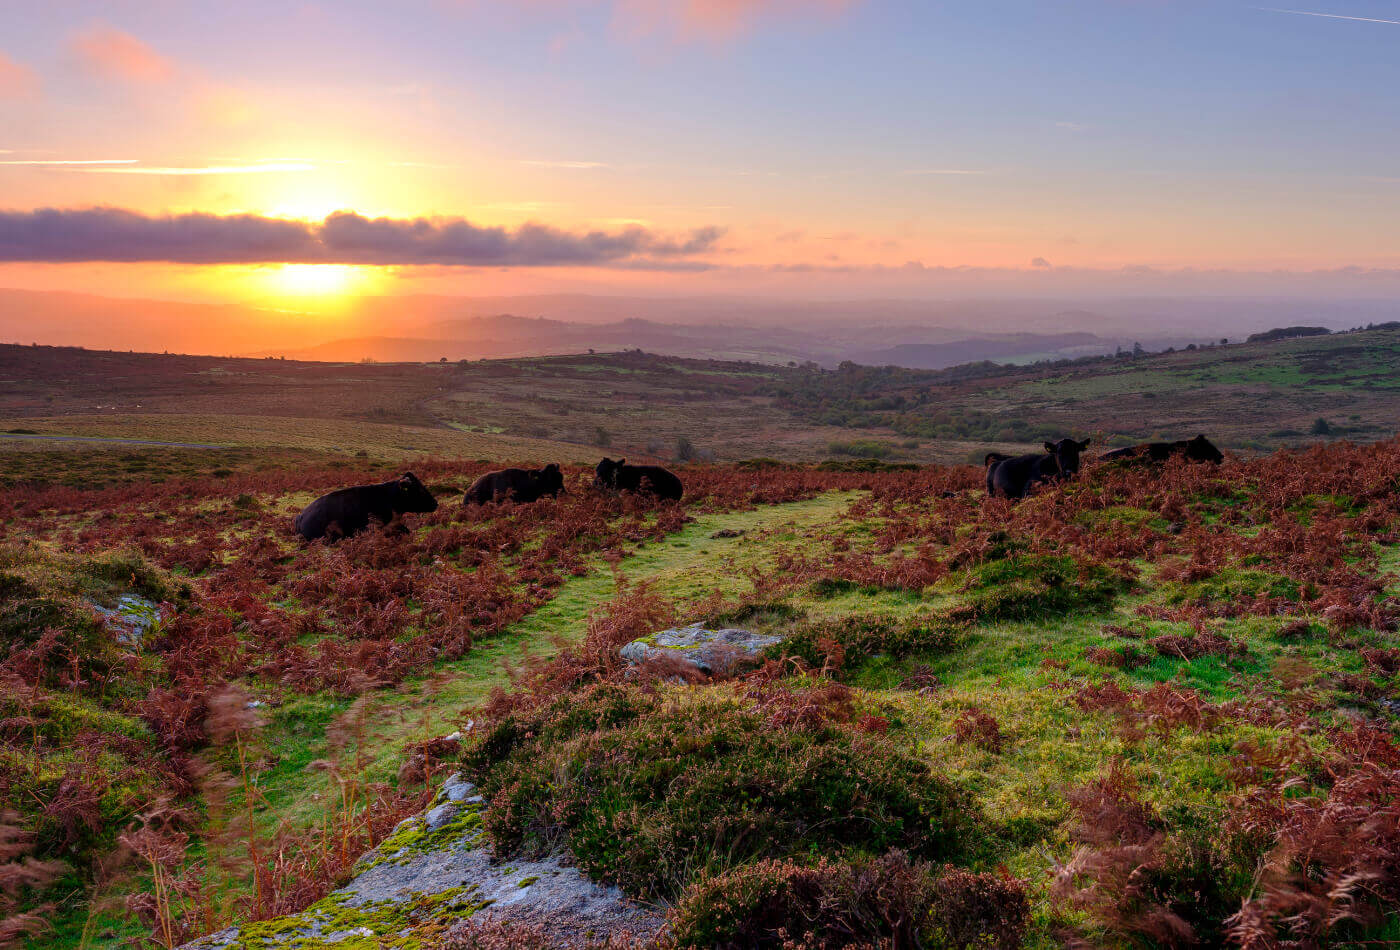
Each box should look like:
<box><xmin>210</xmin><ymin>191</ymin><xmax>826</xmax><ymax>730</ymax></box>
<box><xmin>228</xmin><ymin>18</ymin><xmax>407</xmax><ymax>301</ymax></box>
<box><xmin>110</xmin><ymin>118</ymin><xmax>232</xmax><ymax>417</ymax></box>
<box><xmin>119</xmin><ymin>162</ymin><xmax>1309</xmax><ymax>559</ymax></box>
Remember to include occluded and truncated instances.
<box><xmin>2</xmin><ymin>0</ymin><xmax>1400</xmax><ymax>312</ymax></box>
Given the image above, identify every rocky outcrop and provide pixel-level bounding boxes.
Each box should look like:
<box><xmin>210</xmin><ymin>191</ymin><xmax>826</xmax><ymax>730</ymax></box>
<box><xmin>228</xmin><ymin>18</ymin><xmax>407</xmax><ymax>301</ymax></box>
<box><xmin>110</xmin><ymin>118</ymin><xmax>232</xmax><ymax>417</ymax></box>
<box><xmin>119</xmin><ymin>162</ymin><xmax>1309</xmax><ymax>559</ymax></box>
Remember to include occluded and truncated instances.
<box><xmin>619</xmin><ymin>622</ymin><xmax>784</xmax><ymax>675</ymax></box>
<box><xmin>181</xmin><ymin>774</ymin><xmax>662</xmax><ymax>949</ymax></box>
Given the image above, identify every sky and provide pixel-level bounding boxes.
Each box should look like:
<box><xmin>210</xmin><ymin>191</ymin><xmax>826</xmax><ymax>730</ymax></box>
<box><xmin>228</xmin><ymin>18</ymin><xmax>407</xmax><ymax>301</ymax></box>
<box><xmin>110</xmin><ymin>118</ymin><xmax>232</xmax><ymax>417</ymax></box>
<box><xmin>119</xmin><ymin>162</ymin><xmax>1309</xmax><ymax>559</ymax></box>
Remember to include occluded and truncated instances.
<box><xmin>2</xmin><ymin>0</ymin><xmax>1400</xmax><ymax>307</ymax></box>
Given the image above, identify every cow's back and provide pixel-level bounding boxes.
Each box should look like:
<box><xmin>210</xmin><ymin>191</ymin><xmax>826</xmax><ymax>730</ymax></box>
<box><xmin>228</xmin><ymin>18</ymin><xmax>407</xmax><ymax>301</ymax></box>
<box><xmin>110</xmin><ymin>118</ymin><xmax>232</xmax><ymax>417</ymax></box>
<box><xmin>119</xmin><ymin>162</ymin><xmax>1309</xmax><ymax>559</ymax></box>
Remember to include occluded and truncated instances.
<box><xmin>464</xmin><ymin>471</ymin><xmax>505</xmax><ymax>504</ymax></box>
<box><xmin>295</xmin><ymin>485</ymin><xmax>380</xmax><ymax>540</ymax></box>
<box><xmin>1099</xmin><ymin>445</ymin><xmax>1141</xmax><ymax>462</ymax></box>
<box><xmin>465</xmin><ymin>469</ymin><xmax>539</xmax><ymax>504</ymax></box>
<box><xmin>621</xmin><ymin>464</ymin><xmax>683</xmax><ymax>500</ymax></box>
<box><xmin>988</xmin><ymin>453</ymin><xmax>1049</xmax><ymax>499</ymax></box>
<box><xmin>988</xmin><ymin>456</ymin><xmax>1028</xmax><ymax>499</ymax></box>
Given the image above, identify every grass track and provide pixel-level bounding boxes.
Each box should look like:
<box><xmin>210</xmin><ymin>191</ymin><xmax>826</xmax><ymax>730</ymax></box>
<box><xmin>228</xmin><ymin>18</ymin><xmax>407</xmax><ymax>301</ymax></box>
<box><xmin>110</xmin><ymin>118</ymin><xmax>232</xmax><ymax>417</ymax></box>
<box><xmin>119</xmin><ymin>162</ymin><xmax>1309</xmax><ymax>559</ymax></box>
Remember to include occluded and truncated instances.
<box><xmin>254</xmin><ymin>490</ymin><xmax>861</xmax><ymax>833</ymax></box>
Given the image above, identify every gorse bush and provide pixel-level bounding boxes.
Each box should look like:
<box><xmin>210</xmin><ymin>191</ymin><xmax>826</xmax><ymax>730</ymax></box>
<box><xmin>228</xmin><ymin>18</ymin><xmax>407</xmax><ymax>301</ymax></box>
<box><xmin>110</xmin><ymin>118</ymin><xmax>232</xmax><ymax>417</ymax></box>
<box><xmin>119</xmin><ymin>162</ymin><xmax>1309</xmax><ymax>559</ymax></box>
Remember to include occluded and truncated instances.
<box><xmin>463</xmin><ymin>684</ymin><xmax>978</xmax><ymax>900</ymax></box>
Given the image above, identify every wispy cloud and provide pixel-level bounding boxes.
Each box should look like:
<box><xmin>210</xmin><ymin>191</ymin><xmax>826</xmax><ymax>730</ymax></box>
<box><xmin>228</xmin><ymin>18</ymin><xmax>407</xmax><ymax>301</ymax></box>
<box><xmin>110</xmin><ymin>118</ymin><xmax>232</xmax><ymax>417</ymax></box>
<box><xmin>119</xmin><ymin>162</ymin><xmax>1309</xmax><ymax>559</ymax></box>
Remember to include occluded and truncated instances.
<box><xmin>612</xmin><ymin>0</ymin><xmax>856</xmax><ymax>44</ymax></box>
<box><xmin>901</xmin><ymin>168</ymin><xmax>987</xmax><ymax>176</ymax></box>
<box><xmin>520</xmin><ymin>159</ymin><xmax>609</xmax><ymax>169</ymax></box>
<box><xmin>74</xmin><ymin>162</ymin><xmax>316</xmax><ymax>175</ymax></box>
<box><xmin>71</xmin><ymin>24</ymin><xmax>174</xmax><ymax>83</ymax></box>
<box><xmin>0</xmin><ymin>52</ymin><xmax>40</xmax><ymax>99</ymax></box>
<box><xmin>0</xmin><ymin>207</ymin><xmax>725</xmax><ymax>268</ymax></box>
<box><xmin>1255</xmin><ymin>7</ymin><xmax>1400</xmax><ymax>26</ymax></box>
<box><xmin>1055</xmin><ymin>121</ymin><xmax>1088</xmax><ymax>132</ymax></box>
<box><xmin>0</xmin><ymin>159</ymin><xmax>138</xmax><ymax>166</ymax></box>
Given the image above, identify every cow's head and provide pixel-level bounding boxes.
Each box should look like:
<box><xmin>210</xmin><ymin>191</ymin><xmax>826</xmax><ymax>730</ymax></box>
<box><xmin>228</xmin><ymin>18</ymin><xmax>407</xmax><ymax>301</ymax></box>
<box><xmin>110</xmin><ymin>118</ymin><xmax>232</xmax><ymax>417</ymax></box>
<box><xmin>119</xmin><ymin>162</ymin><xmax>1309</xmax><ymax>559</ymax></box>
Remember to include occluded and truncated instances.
<box><xmin>1044</xmin><ymin>438</ymin><xmax>1091</xmax><ymax>476</ymax></box>
<box><xmin>1187</xmin><ymin>434</ymin><xmax>1224</xmax><ymax>464</ymax></box>
<box><xmin>594</xmin><ymin>457</ymin><xmax>624</xmax><ymax>489</ymax></box>
<box><xmin>395</xmin><ymin>472</ymin><xmax>438</xmax><ymax>513</ymax></box>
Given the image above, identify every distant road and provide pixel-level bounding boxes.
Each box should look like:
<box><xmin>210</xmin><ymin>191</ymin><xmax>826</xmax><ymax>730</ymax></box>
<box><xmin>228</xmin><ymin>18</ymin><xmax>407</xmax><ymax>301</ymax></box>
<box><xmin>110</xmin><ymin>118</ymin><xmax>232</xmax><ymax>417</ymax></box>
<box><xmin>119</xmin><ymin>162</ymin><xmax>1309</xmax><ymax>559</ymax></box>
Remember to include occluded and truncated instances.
<box><xmin>0</xmin><ymin>432</ymin><xmax>225</xmax><ymax>449</ymax></box>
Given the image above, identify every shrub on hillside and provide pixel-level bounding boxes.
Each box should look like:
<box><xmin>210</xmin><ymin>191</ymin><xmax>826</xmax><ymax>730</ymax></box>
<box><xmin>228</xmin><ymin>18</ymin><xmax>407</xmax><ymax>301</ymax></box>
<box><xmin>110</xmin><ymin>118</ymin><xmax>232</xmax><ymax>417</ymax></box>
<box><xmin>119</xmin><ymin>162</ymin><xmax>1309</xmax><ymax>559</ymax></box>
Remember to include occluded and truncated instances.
<box><xmin>951</xmin><ymin>554</ymin><xmax>1127</xmax><ymax>623</ymax></box>
<box><xmin>669</xmin><ymin>855</ymin><xmax>1029</xmax><ymax>950</ymax></box>
<box><xmin>462</xmin><ymin>684</ymin><xmax>978</xmax><ymax>900</ymax></box>
<box><xmin>928</xmin><ymin>866</ymin><xmax>1030</xmax><ymax>950</ymax></box>
<box><xmin>669</xmin><ymin>851</ymin><xmax>936</xmax><ymax>950</ymax></box>
<box><xmin>775</xmin><ymin>613</ymin><xmax>968</xmax><ymax>670</ymax></box>
<box><xmin>827</xmin><ymin>439</ymin><xmax>893</xmax><ymax>459</ymax></box>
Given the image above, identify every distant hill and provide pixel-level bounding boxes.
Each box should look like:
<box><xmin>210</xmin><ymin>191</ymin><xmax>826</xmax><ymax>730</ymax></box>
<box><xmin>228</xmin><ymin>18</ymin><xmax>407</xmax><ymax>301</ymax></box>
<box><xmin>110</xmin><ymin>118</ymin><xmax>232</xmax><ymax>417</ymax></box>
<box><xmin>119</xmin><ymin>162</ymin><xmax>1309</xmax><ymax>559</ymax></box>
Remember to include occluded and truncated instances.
<box><xmin>1246</xmin><ymin>326</ymin><xmax>1331</xmax><ymax>343</ymax></box>
<box><xmin>5</xmin><ymin>286</ymin><xmax>1397</xmax><ymax>369</ymax></box>
<box><xmin>266</xmin><ymin>316</ymin><xmax>1120</xmax><ymax>369</ymax></box>
<box><xmin>855</xmin><ymin>332</ymin><xmax>1109</xmax><ymax>369</ymax></box>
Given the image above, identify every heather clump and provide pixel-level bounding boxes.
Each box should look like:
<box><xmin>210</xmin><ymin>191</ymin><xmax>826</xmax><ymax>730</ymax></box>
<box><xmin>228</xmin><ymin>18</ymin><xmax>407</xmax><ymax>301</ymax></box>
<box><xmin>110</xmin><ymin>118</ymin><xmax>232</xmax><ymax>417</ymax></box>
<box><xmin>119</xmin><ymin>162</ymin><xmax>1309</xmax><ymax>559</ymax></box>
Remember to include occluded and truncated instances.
<box><xmin>952</xmin><ymin>554</ymin><xmax>1128</xmax><ymax>623</ymax></box>
<box><xmin>462</xmin><ymin>684</ymin><xmax>978</xmax><ymax>900</ymax></box>
<box><xmin>775</xmin><ymin>613</ymin><xmax>969</xmax><ymax>672</ymax></box>
<box><xmin>669</xmin><ymin>851</ymin><xmax>933</xmax><ymax>950</ymax></box>
<box><xmin>668</xmin><ymin>854</ymin><xmax>1029</xmax><ymax>950</ymax></box>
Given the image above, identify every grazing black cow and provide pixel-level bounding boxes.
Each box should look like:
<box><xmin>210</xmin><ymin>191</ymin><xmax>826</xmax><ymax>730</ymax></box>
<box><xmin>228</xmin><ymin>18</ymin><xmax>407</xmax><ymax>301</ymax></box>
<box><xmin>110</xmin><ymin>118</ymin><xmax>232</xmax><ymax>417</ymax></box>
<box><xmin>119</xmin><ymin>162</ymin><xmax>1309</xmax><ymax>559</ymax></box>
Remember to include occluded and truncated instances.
<box><xmin>1100</xmin><ymin>434</ymin><xmax>1224</xmax><ymax>465</ymax></box>
<box><xmin>294</xmin><ymin>472</ymin><xmax>438</xmax><ymax>541</ymax></box>
<box><xmin>463</xmin><ymin>464</ymin><xmax>565</xmax><ymax>505</ymax></box>
<box><xmin>985</xmin><ymin>438</ymin><xmax>1091</xmax><ymax>500</ymax></box>
<box><xmin>594</xmin><ymin>457</ymin><xmax>684</xmax><ymax>501</ymax></box>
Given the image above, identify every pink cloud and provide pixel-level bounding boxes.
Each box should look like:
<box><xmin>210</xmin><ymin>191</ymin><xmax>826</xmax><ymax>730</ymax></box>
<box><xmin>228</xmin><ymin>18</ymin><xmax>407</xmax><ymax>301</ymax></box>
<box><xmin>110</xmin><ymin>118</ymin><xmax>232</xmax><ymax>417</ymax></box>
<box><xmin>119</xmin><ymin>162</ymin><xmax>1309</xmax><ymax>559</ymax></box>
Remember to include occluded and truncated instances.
<box><xmin>71</xmin><ymin>25</ymin><xmax>175</xmax><ymax>83</ymax></box>
<box><xmin>446</xmin><ymin>0</ymin><xmax>855</xmax><ymax>43</ymax></box>
<box><xmin>614</xmin><ymin>0</ymin><xmax>857</xmax><ymax>43</ymax></box>
<box><xmin>0</xmin><ymin>51</ymin><xmax>40</xmax><ymax>99</ymax></box>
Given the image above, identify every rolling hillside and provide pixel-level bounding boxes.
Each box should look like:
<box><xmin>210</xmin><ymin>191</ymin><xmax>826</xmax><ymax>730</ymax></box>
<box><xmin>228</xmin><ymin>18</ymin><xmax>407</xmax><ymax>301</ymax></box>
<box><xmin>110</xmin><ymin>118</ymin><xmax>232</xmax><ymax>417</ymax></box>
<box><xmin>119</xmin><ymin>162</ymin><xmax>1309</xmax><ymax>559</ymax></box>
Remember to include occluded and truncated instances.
<box><xmin>0</xmin><ymin>322</ymin><xmax>1396</xmax><ymax>467</ymax></box>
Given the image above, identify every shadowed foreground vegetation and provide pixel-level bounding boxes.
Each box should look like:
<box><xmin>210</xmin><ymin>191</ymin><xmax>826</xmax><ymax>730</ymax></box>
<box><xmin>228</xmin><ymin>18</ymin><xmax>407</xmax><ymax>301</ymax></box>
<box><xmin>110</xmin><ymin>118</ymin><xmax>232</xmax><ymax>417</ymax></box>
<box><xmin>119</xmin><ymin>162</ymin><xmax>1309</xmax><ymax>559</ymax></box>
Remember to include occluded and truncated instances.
<box><xmin>3</xmin><ymin>430</ymin><xmax>1399</xmax><ymax>948</ymax></box>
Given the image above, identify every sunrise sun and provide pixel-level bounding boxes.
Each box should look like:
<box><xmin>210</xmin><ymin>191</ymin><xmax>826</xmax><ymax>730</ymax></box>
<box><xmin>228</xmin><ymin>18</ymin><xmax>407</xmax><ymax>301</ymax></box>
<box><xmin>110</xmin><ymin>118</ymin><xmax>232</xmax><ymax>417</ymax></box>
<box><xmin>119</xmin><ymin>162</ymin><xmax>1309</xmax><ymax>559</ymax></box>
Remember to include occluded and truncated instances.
<box><xmin>267</xmin><ymin>263</ymin><xmax>363</xmax><ymax>297</ymax></box>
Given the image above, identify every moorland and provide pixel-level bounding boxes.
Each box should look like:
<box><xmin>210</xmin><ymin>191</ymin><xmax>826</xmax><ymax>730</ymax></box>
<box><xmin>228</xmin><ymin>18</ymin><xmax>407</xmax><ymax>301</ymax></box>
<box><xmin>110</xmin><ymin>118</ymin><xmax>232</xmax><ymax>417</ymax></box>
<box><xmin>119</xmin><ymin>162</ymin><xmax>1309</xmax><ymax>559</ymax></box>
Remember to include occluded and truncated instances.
<box><xmin>1</xmin><ymin>322</ymin><xmax>1398</xmax><ymax>467</ymax></box>
<box><xmin>2</xmin><ymin>329</ymin><xmax>1399</xmax><ymax>949</ymax></box>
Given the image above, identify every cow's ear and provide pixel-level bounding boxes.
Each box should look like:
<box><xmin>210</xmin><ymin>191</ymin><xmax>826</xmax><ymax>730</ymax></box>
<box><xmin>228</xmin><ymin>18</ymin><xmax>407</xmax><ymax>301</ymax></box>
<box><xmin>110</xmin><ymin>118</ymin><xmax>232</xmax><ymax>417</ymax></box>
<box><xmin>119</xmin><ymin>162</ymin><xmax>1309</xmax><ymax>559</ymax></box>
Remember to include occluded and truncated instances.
<box><xmin>1196</xmin><ymin>433</ymin><xmax>1206</xmax><ymax>440</ymax></box>
<box><xmin>1079</xmin><ymin>438</ymin><xmax>1092</xmax><ymax>449</ymax></box>
<box><xmin>399</xmin><ymin>472</ymin><xmax>416</xmax><ymax>486</ymax></box>
<box><xmin>1044</xmin><ymin>442</ymin><xmax>1056</xmax><ymax>453</ymax></box>
<box><xmin>618</xmin><ymin>458</ymin><xmax>626</xmax><ymax>465</ymax></box>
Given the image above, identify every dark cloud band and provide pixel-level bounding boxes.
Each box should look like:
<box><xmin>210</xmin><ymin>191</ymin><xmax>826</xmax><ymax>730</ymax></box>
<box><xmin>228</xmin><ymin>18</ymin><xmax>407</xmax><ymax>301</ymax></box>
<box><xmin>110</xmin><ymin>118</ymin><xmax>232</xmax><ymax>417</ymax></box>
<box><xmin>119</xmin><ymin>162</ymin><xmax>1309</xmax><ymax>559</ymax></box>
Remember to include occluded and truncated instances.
<box><xmin>0</xmin><ymin>207</ymin><xmax>724</xmax><ymax>267</ymax></box>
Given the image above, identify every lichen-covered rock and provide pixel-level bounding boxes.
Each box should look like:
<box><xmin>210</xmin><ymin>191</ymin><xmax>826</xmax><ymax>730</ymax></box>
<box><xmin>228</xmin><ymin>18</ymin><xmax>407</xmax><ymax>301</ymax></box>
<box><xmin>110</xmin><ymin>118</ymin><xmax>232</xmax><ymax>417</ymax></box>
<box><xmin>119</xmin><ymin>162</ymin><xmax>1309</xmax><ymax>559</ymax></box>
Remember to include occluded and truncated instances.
<box><xmin>90</xmin><ymin>593</ymin><xmax>161</xmax><ymax>648</ymax></box>
<box><xmin>181</xmin><ymin>773</ymin><xmax>662</xmax><ymax>949</ymax></box>
<box><xmin>619</xmin><ymin>622</ymin><xmax>784</xmax><ymax>675</ymax></box>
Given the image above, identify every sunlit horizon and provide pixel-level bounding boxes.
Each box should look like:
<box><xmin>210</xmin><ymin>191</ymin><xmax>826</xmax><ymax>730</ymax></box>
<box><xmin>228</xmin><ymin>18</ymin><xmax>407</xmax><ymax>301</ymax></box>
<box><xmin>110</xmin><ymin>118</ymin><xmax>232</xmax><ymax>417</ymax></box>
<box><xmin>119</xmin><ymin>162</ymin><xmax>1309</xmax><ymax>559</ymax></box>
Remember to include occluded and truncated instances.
<box><xmin>4</xmin><ymin>1</ymin><xmax>1400</xmax><ymax>316</ymax></box>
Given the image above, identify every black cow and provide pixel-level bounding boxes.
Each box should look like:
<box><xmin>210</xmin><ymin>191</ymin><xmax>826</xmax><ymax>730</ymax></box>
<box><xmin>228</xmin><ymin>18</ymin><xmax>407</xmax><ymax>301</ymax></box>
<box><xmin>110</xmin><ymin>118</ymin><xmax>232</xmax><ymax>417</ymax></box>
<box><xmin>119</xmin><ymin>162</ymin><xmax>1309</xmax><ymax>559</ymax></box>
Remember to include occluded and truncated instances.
<box><xmin>986</xmin><ymin>438</ymin><xmax>1091</xmax><ymax>500</ymax></box>
<box><xmin>594</xmin><ymin>457</ymin><xmax>684</xmax><ymax>501</ymax></box>
<box><xmin>463</xmin><ymin>464</ymin><xmax>565</xmax><ymax>505</ymax></box>
<box><xmin>1100</xmin><ymin>434</ymin><xmax>1224</xmax><ymax>465</ymax></box>
<box><xmin>294</xmin><ymin>472</ymin><xmax>438</xmax><ymax>541</ymax></box>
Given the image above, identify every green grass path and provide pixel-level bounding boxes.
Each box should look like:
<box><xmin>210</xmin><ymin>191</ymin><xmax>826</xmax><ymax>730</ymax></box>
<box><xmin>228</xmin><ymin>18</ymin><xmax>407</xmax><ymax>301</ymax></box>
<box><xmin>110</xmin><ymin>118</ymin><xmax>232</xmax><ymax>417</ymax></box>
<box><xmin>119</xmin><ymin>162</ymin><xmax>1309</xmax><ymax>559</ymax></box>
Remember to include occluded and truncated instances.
<box><xmin>52</xmin><ymin>492</ymin><xmax>858</xmax><ymax>950</ymax></box>
<box><xmin>258</xmin><ymin>491</ymin><xmax>859</xmax><ymax>829</ymax></box>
